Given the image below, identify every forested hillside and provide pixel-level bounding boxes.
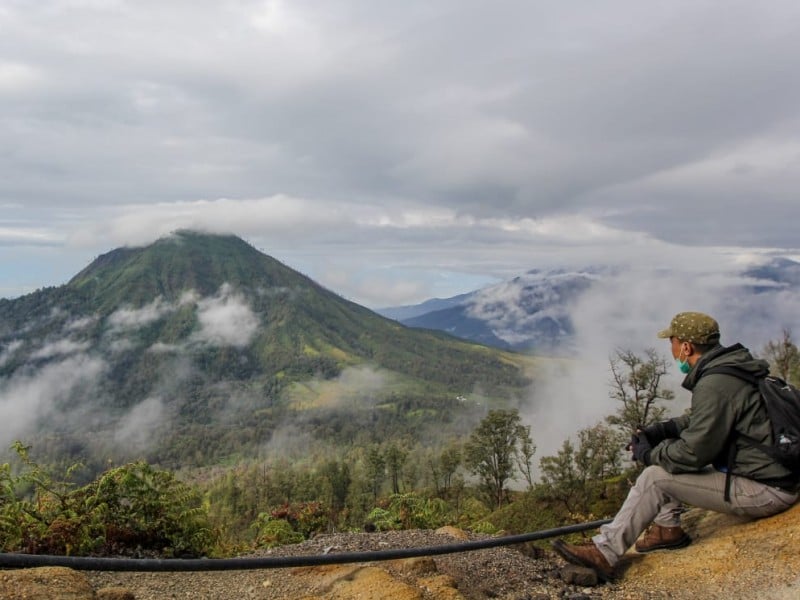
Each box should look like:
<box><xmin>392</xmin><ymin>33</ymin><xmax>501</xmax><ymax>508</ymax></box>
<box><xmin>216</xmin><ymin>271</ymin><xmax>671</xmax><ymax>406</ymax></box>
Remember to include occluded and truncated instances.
<box><xmin>0</xmin><ymin>231</ymin><xmax>534</xmax><ymax>472</ymax></box>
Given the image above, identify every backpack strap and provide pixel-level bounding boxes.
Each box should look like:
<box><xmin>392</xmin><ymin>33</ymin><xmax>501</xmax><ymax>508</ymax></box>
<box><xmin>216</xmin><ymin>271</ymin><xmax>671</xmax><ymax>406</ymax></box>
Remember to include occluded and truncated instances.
<box><xmin>700</xmin><ymin>365</ymin><xmax>763</xmax><ymax>502</ymax></box>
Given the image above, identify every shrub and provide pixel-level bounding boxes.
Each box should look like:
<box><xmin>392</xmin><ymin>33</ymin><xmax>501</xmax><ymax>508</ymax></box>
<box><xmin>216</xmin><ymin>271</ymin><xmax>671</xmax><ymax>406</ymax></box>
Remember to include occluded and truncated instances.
<box><xmin>367</xmin><ymin>493</ymin><xmax>451</xmax><ymax>531</ymax></box>
<box><xmin>268</xmin><ymin>501</ymin><xmax>329</xmax><ymax>538</ymax></box>
<box><xmin>251</xmin><ymin>516</ymin><xmax>304</xmax><ymax>548</ymax></box>
<box><xmin>0</xmin><ymin>443</ymin><xmax>217</xmax><ymax>557</ymax></box>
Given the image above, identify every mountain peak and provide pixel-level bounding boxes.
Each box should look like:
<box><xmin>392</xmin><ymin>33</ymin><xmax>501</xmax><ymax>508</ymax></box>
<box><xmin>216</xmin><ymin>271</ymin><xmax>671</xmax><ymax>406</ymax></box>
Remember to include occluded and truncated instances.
<box><xmin>67</xmin><ymin>231</ymin><xmax>308</xmax><ymax>310</ymax></box>
<box><xmin>1</xmin><ymin>231</ymin><xmax>531</xmax><ymax>467</ymax></box>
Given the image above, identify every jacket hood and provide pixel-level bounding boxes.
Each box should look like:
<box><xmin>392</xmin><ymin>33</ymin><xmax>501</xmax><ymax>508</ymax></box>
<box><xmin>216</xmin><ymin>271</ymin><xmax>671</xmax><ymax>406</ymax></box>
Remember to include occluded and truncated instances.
<box><xmin>682</xmin><ymin>343</ymin><xmax>770</xmax><ymax>391</ymax></box>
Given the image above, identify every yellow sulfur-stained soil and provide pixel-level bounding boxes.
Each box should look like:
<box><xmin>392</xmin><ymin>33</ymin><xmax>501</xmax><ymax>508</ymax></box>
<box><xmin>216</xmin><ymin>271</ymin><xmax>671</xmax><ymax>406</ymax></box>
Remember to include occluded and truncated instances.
<box><xmin>607</xmin><ymin>502</ymin><xmax>800</xmax><ymax>599</ymax></box>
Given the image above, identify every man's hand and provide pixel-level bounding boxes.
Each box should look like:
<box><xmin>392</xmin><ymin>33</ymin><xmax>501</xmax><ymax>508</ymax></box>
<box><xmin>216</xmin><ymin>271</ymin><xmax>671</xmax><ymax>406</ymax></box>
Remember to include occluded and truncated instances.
<box><xmin>640</xmin><ymin>420</ymin><xmax>680</xmax><ymax>445</ymax></box>
<box><xmin>630</xmin><ymin>433</ymin><xmax>653</xmax><ymax>465</ymax></box>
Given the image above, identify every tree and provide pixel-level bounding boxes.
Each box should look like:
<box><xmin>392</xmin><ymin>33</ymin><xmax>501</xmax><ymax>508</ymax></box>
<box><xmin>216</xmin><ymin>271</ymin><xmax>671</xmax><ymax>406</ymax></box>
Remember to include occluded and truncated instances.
<box><xmin>321</xmin><ymin>459</ymin><xmax>351</xmax><ymax>519</ymax></box>
<box><xmin>427</xmin><ymin>442</ymin><xmax>462</xmax><ymax>499</ymax></box>
<box><xmin>464</xmin><ymin>409</ymin><xmax>532</xmax><ymax>508</ymax></box>
<box><xmin>539</xmin><ymin>438</ymin><xmax>581</xmax><ymax>513</ymax></box>
<box><xmin>606</xmin><ymin>348</ymin><xmax>675</xmax><ymax>434</ymax></box>
<box><xmin>515</xmin><ymin>424</ymin><xmax>536</xmax><ymax>491</ymax></box>
<box><xmin>539</xmin><ymin>422</ymin><xmax>623</xmax><ymax>513</ymax></box>
<box><xmin>574</xmin><ymin>423</ymin><xmax>623</xmax><ymax>481</ymax></box>
<box><xmin>762</xmin><ymin>329</ymin><xmax>800</xmax><ymax>386</ymax></box>
<box><xmin>384</xmin><ymin>443</ymin><xmax>408</xmax><ymax>495</ymax></box>
<box><xmin>439</xmin><ymin>442</ymin><xmax>462</xmax><ymax>498</ymax></box>
<box><xmin>365</xmin><ymin>446</ymin><xmax>386</xmax><ymax>501</ymax></box>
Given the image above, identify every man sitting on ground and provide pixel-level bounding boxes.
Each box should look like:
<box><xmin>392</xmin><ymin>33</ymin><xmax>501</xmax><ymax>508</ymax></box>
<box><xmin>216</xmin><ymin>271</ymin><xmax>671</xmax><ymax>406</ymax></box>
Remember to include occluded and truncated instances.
<box><xmin>553</xmin><ymin>311</ymin><xmax>799</xmax><ymax>581</ymax></box>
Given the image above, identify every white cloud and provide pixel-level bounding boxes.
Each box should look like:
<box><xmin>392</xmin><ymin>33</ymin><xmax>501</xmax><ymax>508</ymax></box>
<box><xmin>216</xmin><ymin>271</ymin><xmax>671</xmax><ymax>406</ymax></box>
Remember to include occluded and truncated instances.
<box><xmin>335</xmin><ymin>365</ymin><xmax>389</xmax><ymax>396</ymax></box>
<box><xmin>0</xmin><ymin>61</ymin><xmax>42</xmax><ymax>93</ymax></box>
<box><xmin>64</xmin><ymin>315</ymin><xmax>97</xmax><ymax>331</ymax></box>
<box><xmin>3</xmin><ymin>1</ymin><xmax>800</xmax><ymax>307</ymax></box>
<box><xmin>0</xmin><ymin>340</ymin><xmax>23</xmax><ymax>367</ymax></box>
<box><xmin>30</xmin><ymin>338</ymin><xmax>91</xmax><ymax>359</ymax></box>
<box><xmin>0</xmin><ymin>226</ymin><xmax>61</xmax><ymax>246</ymax></box>
<box><xmin>107</xmin><ymin>297</ymin><xmax>173</xmax><ymax>329</ymax></box>
<box><xmin>114</xmin><ymin>395</ymin><xmax>165</xmax><ymax>452</ymax></box>
<box><xmin>285</xmin><ymin>365</ymin><xmax>391</xmax><ymax>412</ymax></box>
<box><xmin>0</xmin><ymin>354</ymin><xmax>106</xmax><ymax>448</ymax></box>
<box><xmin>68</xmin><ymin>196</ymin><xmax>350</xmax><ymax>250</ymax></box>
<box><xmin>104</xmin><ymin>284</ymin><xmax>258</xmax><ymax>351</ymax></box>
<box><xmin>147</xmin><ymin>342</ymin><xmax>181</xmax><ymax>354</ymax></box>
<box><xmin>522</xmin><ymin>264</ymin><xmax>800</xmax><ymax>459</ymax></box>
<box><xmin>192</xmin><ymin>284</ymin><xmax>260</xmax><ymax>348</ymax></box>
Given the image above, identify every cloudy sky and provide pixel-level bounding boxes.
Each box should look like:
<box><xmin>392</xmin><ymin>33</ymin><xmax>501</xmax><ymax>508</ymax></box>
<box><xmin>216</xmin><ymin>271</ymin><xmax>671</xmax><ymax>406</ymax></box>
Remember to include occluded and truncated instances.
<box><xmin>2</xmin><ymin>0</ymin><xmax>800</xmax><ymax>308</ymax></box>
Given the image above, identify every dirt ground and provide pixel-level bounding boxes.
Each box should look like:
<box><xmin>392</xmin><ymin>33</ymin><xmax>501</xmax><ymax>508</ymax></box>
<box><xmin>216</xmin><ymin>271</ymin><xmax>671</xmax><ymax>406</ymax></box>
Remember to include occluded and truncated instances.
<box><xmin>4</xmin><ymin>503</ymin><xmax>800</xmax><ymax>599</ymax></box>
<box><xmin>605</xmin><ymin>502</ymin><xmax>800</xmax><ymax>599</ymax></box>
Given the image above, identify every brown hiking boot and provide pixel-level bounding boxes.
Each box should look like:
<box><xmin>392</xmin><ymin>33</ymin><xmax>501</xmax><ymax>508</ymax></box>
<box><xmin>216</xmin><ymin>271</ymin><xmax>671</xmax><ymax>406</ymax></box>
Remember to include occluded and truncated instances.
<box><xmin>551</xmin><ymin>539</ymin><xmax>615</xmax><ymax>582</ymax></box>
<box><xmin>635</xmin><ymin>524</ymin><xmax>691</xmax><ymax>553</ymax></box>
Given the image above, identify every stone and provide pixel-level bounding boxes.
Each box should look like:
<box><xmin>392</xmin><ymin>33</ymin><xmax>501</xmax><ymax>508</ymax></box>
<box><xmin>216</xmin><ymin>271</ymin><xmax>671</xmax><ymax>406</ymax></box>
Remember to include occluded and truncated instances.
<box><xmin>392</xmin><ymin>556</ymin><xmax>438</xmax><ymax>577</ymax></box>
<box><xmin>418</xmin><ymin>574</ymin><xmax>463</xmax><ymax>599</ymax></box>
<box><xmin>434</xmin><ymin>526</ymin><xmax>470</xmax><ymax>541</ymax></box>
<box><xmin>559</xmin><ymin>564</ymin><xmax>599</xmax><ymax>587</ymax></box>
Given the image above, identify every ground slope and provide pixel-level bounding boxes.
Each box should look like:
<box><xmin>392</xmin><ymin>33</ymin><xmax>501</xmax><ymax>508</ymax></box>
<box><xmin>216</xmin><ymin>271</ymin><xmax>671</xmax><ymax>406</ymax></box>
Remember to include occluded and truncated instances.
<box><xmin>74</xmin><ymin>502</ymin><xmax>800</xmax><ymax>599</ymax></box>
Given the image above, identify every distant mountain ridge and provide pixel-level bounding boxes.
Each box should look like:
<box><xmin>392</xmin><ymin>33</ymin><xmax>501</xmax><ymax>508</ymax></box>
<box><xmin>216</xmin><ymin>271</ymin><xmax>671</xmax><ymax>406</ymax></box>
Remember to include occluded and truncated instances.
<box><xmin>742</xmin><ymin>257</ymin><xmax>800</xmax><ymax>292</ymax></box>
<box><xmin>379</xmin><ymin>268</ymin><xmax>604</xmax><ymax>352</ymax></box>
<box><xmin>380</xmin><ymin>259</ymin><xmax>800</xmax><ymax>352</ymax></box>
<box><xmin>0</xmin><ymin>231</ymin><xmax>531</xmax><ymax>469</ymax></box>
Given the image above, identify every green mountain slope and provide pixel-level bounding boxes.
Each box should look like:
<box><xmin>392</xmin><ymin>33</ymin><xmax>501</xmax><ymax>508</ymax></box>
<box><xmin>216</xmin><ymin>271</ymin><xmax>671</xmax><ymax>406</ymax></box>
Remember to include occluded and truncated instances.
<box><xmin>0</xmin><ymin>231</ymin><xmax>533</xmax><ymax>468</ymax></box>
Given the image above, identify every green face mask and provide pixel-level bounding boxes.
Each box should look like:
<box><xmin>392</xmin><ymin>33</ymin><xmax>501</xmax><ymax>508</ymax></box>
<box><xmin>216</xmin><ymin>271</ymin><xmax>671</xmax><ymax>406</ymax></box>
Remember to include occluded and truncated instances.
<box><xmin>676</xmin><ymin>347</ymin><xmax>691</xmax><ymax>374</ymax></box>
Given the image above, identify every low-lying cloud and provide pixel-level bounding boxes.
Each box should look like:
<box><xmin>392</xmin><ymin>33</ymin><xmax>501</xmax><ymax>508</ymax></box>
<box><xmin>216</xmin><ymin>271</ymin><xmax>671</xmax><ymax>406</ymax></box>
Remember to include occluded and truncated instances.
<box><xmin>192</xmin><ymin>283</ymin><xmax>260</xmax><ymax>348</ymax></box>
<box><xmin>0</xmin><ymin>340</ymin><xmax>22</xmax><ymax>368</ymax></box>
<box><xmin>0</xmin><ymin>354</ymin><xmax>107</xmax><ymax>449</ymax></box>
<box><xmin>108</xmin><ymin>297</ymin><xmax>175</xmax><ymax>330</ymax></box>
<box><xmin>523</xmin><ymin>264</ymin><xmax>800</xmax><ymax>459</ymax></box>
<box><xmin>114</xmin><ymin>396</ymin><xmax>166</xmax><ymax>452</ymax></box>
<box><xmin>30</xmin><ymin>339</ymin><xmax>91</xmax><ymax>360</ymax></box>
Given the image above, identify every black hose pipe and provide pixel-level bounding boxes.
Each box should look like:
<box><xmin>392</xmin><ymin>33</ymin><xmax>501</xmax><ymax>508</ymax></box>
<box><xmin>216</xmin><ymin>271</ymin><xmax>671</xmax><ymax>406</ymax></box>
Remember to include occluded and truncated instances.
<box><xmin>0</xmin><ymin>518</ymin><xmax>612</xmax><ymax>572</ymax></box>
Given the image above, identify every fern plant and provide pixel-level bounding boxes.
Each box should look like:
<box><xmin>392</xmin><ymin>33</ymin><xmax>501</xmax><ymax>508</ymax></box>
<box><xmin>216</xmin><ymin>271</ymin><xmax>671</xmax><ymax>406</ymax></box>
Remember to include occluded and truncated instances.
<box><xmin>0</xmin><ymin>443</ymin><xmax>217</xmax><ymax>557</ymax></box>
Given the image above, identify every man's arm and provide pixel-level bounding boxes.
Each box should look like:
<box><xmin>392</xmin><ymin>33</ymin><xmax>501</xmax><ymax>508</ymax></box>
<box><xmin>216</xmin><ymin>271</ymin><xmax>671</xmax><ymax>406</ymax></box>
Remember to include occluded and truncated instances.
<box><xmin>647</xmin><ymin>378</ymin><xmax>735</xmax><ymax>472</ymax></box>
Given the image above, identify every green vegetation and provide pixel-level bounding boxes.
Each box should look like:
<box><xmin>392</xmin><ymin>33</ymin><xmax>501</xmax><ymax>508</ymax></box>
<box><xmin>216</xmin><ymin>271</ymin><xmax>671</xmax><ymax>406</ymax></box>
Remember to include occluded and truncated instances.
<box><xmin>464</xmin><ymin>409</ymin><xmax>534</xmax><ymax>508</ymax></box>
<box><xmin>0</xmin><ymin>231</ymin><xmax>534</xmax><ymax>471</ymax></box>
<box><xmin>3</xmin><ymin>234</ymin><xmax>796</xmax><ymax>559</ymax></box>
<box><xmin>2</xmin><ymin>334</ymin><xmax>793</xmax><ymax>558</ymax></box>
<box><xmin>762</xmin><ymin>329</ymin><xmax>800</xmax><ymax>386</ymax></box>
<box><xmin>605</xmin><ymin>348</ymin><xmax>675</xmax><ymax>433</ymax></box>
<box><xmin>0</xmin><ymin>443</ymin><xmax>215</xmax><ymax>557</ymax></box>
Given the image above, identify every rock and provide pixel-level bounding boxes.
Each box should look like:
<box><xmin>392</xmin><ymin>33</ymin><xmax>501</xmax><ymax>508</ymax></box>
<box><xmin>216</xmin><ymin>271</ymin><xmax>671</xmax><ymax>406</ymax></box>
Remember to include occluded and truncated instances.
<box><xmin>559</xmin><ymin>564</ymin><xmax>599</xmax><ymax>587</ymax></box>
<box><xmin>418</xmin><ymin>574</ymin><xmax>463</xmax><ymax>599</ymax></box>
<box><xmin>0</xmin><ymin>567</ymin><xmax>95</xmax><ymax>600</ymax></box>
<box><xmin>434</xmin><ymin>526</ymin><xmax>470</xmax><ymax>541</ymax></box>
<box><xmin>392</xmin><ymin>556</ymin><xmax>438</xmax><ymax>577</ymax></box>
<box><xmin>324</xmin><ymin>565</ymin><xmax>423</xmax><ymax>600</ymax></box>
<box><xmin>96</xmin><ymin>587</ymin><xmax>136</xmax><ymax>600</ymax></box>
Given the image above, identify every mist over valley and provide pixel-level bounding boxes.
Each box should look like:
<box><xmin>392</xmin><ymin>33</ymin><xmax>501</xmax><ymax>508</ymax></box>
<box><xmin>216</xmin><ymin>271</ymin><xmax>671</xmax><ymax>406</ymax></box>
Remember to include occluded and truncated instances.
<box><xmin>1</xmin><ymin>231</ymin><xmax>799</xmax><ymax>475</ymax></box>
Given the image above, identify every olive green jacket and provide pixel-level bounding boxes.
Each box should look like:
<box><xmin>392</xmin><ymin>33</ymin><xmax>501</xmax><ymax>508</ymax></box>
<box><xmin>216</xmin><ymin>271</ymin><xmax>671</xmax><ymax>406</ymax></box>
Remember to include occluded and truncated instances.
<box><xmin>649</xmin><ymin>343</ymin><xmax>796</xmax><ymax>488</ymax></box>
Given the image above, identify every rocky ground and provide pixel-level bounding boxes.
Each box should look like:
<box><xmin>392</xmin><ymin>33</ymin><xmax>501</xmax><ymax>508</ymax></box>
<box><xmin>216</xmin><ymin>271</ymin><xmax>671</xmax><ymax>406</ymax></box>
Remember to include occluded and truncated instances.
<box><xmin>4</xmin><ymin>503</ymin><xmax>800</xmax><ymax>600</ymax></box>
<box><xmin>86</xmin><ymin>527</ymin><xmax>577</xmax><ymax>600</ymax></box>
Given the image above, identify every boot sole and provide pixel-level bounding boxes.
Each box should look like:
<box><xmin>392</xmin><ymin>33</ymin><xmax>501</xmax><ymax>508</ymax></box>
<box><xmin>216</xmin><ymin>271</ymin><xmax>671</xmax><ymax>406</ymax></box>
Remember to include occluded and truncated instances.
<box><xmin>635</xmin><ymin>535</ymin><xmax>692</xmax><ymax>553</ymax></box>
<box><xmin>551</xmin><ymin>539</ymin><xmax>614</xmax><ymax>582</ymax></box>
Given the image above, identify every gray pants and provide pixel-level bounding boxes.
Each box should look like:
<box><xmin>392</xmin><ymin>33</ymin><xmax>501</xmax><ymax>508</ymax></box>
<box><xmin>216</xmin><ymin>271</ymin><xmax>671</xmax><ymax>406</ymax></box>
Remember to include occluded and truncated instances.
<box><xmin>593</xmin><ymin>465</ymin><xmax>798</xmax><ymax>565</ymax></box>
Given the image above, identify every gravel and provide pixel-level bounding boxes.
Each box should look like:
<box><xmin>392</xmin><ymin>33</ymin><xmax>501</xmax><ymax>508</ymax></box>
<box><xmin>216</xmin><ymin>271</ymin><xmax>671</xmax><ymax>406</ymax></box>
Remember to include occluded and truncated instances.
<box><xmin>85</xmin><ymin>521</ymin><xmax>800</xmax><ymax>599</ymax></box>
<box><xmin>86</xmin><ymin>529</ymin><xmax>610</xmax><ymax>599</ymax></box>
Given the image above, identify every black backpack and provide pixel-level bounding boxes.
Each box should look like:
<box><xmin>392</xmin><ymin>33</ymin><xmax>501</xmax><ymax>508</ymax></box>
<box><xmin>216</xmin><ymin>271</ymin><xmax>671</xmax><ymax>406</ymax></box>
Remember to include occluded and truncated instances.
<box><xmin>702</xmin><ymin>366</ymin><xmax>800</xmax><ymax>500</ymax></box>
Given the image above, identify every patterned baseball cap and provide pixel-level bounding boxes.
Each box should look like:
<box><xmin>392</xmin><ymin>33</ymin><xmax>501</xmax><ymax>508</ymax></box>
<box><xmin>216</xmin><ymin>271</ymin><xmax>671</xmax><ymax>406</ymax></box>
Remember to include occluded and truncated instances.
<box><xmin>657</xmin><ymin>312</ymin><xmax>720</xmax><ymax>344</ymax></box>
